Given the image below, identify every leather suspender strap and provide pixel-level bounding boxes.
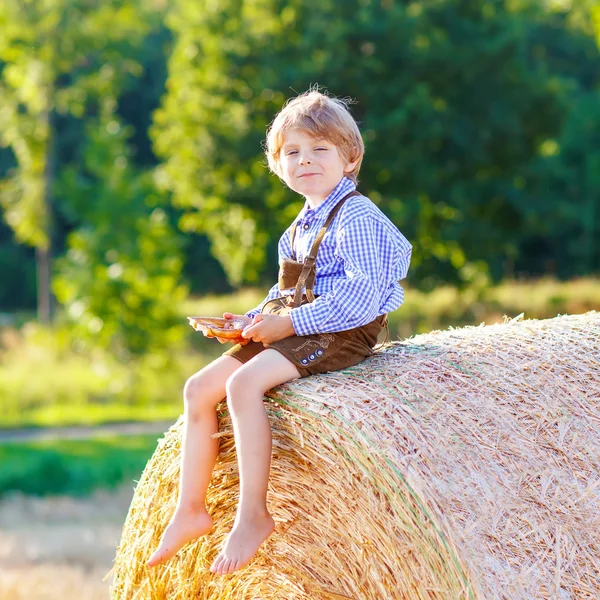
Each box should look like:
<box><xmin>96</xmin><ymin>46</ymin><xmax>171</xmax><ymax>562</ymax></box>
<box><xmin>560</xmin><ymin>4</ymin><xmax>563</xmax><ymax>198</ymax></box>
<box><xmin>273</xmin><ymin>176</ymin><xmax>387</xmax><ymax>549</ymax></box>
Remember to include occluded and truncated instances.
<box><xmin>290</xmin><ymin>190</ymin><xmax>360</xmax><ymax>261</ymax></box>
<box><xmin>291</xmin><ymin>190</ymin><xmax>361</xmax><ymax>307</ymax></box>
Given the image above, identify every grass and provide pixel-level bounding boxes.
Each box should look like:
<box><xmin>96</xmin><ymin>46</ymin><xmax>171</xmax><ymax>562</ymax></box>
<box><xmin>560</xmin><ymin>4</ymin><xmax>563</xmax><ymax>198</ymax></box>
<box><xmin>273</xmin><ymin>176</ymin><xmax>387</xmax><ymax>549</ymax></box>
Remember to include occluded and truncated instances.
<box><xmin>393</xmin><ymin>277</ymin><xmax>600</xmax><ymax>337</ymax></box>
<box><xmin>0</xmin><ymin>322</ymin><xmax>199</xmax><ymax>430</ymax></box>
<box><xmin>0</xmin><ymin>482</ymin><xmax>134</xmax><ymax>599</ymax></box>
<box><xmin>0</xmin><ymin>434</ymin><xmax>160</xmax><ymax>497</ymax></box>
<box><xmin>1</xmin><ymin>277</ymin><xmax>598</xmax><ymax>431</ymax></box>
<box><xmin>1</xmin><ymin>403</ymin><xmax>180</xmax><ymax>431</ymax></box>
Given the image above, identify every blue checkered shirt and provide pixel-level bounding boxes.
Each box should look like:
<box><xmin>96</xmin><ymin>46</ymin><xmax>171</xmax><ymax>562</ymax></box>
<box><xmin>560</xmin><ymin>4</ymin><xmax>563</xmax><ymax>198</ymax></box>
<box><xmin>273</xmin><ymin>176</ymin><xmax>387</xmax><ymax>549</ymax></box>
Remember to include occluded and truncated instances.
<box><xmin>246</xmin><ymin>177</ymin><xmax>412</xmax><ymax>335</ymax></box>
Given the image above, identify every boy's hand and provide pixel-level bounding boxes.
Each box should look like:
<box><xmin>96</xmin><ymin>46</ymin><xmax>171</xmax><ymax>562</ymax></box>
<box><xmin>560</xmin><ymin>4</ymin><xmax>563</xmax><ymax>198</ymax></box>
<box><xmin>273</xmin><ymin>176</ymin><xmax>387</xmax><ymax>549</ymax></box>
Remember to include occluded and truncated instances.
<box><xmin>222</xmin><ymin>312</ymin><xmax>252</xmax><ymax>326</ymax></box>
<box><xmin>242</xmin><ymin>314</ymin><xmax>295</xmax><ymax>345</ymax></box>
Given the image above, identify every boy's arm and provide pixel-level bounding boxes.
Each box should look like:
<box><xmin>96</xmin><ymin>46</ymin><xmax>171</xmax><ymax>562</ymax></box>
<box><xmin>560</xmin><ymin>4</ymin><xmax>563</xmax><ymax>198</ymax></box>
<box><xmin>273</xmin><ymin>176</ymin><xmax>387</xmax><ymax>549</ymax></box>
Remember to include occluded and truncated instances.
<box><xmin>290</xmin><ymin>216</ymin><xmax>411</xmax><ymax>336</ymax></box>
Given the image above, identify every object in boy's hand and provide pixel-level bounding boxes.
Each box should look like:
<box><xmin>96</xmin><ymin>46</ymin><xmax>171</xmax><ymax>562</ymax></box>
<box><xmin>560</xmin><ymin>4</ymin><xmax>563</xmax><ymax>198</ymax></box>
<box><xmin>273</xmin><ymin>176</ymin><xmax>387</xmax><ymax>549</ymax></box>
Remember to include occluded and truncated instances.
<box><xmin>187</xmin><ymin>316</ymin><xmax>249</xmax><ymax>345</ymax></box>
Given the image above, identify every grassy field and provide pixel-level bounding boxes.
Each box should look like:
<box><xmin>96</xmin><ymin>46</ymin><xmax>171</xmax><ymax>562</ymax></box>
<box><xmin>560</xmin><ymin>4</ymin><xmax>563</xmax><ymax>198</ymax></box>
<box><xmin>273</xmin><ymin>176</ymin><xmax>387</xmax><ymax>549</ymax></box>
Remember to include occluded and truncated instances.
<box><xmin>0</xmin><ymin>328</ymin><xmax>196</xmax><ymax>430</ymax></box>
<box><xmin>0</xmin><ymin>436</ymin><xmax>161</xmax><ymax>598</ymax></box>
<box><xmin>0</xmin><ymin>485</ymin><xmax>134</xmax><ymax>600</ymax></box>
<box><xmin>0</xmin><ymin>434</ymin><xmax>160</xmax><ymax>498</ymax></box>
<box><xmin>1</xmin><ymin>277</ymin><xmax>598</xmax><ymax>431</ymax></box>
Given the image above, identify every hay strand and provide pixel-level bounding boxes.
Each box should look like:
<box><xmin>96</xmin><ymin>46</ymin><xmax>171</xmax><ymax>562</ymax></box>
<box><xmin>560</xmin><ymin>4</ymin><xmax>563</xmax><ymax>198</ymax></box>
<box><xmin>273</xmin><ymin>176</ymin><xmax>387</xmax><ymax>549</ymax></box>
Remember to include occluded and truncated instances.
<box><xmin>111</xmin><ymin>312</ymin><xmax>600</xmax><ymax>599</ymax></box>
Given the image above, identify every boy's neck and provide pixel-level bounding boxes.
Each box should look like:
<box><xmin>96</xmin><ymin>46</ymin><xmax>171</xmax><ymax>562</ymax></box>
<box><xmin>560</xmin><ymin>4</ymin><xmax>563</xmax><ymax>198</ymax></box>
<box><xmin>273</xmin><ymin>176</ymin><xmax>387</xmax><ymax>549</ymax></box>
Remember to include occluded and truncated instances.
<box><xmin>305</xmin><ymin>195</ymin><xmax>327</xmax><ymax>210</ymax></box>
<box><xmin>303</xmin><ymin>181</ymin><xmax>342</xmax><ymax>210</ymax></box>
<box><xmin>302</xmin><ymin>176</ymin><xmax>353</xmax><ymax>210</ymax></box>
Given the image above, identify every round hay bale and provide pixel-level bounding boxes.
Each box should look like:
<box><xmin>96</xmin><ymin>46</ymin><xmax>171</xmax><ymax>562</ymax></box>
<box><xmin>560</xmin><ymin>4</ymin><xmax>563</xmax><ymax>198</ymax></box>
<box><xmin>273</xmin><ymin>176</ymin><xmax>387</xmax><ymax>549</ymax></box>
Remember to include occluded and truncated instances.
<box><xmin>111</xmin><ymin>312</ymin><xmax>600</xmax><ymax>599</ymax></box>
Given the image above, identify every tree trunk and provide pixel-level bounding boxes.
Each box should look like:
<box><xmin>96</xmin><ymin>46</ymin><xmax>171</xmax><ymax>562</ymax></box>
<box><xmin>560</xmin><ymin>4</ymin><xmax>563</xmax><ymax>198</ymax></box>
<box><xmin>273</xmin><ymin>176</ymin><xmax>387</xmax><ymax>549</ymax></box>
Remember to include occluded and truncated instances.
<box><xmin>36</xmin><ymin>245</ymin><xmax>52</xmax><ymax>323</ymax></box>
<box><xmin>37</xmin><ymin>87</ymin><xmax>55</xmax><ymax>324</ymax></box>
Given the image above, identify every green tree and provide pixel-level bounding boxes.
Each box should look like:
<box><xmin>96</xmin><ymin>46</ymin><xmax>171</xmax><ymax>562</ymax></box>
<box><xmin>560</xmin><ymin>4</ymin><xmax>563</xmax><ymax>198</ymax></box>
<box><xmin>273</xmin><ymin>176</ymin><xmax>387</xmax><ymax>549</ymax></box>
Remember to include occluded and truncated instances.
<box><xmin>53</xmin><ymin>102</ymin><xmax>187</xmax><ymax>360</ymax></box>
<box><xmin>153</xmin><ymin>0</ymin><xmax>595</xmax><ymax>290</ymax></box>
<box><xmin>508</xmin><ymin>0</ymin><xmax>600</xmax><ymax>278</ymax></box>
<box><xmin>0</xmin><ymin>0</ymin><xmax>152</xmax><ymax>321</ymax></box>
<box><xmin>521</xmin><ymin>87</ymin><xmax>600</xmax><ymax>277</ymax></box>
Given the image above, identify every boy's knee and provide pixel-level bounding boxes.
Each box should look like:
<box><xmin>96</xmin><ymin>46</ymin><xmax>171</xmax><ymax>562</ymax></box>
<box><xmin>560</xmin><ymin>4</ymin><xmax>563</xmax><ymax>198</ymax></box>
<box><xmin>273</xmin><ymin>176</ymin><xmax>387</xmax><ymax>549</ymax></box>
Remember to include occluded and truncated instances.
<box><xmin>183</xmin><ymin>374</ymin><xmax>202</xmax><ymax>404</ymax></box>
<box><xmin>225</xmin><ymin>370</ymin><xmax>264</xmax><ymax>410</ymax></box>
<box><xmin>225</xmin><ymin>372</ymin><xmax>245</xmax><ymax>404</ymax></box>
<box><xmin>183</xmin><ymin>371</ymin><xmax>223</xmax><ymax>411</ymax></box>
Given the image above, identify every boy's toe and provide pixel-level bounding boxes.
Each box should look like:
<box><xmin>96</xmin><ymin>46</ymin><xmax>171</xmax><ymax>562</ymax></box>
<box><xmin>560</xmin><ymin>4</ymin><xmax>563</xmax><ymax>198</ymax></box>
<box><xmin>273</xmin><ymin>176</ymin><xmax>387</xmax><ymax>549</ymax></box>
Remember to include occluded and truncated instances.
<box><xmin>223</xmin><ymin>557</ymin><xmax>234</xmax><ymax>574</ymax></box>
<box><xmin>212</xmin><ymin>553</ymin><xmax>229</xmax><ymax>575</ymax></box>
<box><xmin>209</xmin><ymin>555</ymin><xmax>222</xmax><ymax>573</ymax></box>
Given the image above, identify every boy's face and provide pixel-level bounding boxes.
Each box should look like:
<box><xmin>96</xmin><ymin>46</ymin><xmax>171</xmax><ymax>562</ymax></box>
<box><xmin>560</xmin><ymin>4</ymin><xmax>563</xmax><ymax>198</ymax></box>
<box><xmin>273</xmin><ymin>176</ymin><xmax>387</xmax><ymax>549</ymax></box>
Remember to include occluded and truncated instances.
<box><xmin>279</xmin><ymin>129</ymin><xmax>358</xmax><ymax>206</ymax></box>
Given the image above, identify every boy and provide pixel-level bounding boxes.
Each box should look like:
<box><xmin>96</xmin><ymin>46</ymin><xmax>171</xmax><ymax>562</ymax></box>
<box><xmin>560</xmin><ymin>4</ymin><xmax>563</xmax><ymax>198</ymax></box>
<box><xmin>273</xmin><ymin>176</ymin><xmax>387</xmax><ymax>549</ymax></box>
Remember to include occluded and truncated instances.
<box><xmin>147</xmin><ymin>90</ymin><xmax>412</xmax><ymax>575</ymax></box>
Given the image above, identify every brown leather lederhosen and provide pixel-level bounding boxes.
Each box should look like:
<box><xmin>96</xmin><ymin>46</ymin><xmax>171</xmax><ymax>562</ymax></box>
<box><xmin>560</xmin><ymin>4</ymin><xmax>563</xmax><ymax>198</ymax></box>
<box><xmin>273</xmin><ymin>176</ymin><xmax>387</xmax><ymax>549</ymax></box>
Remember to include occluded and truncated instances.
<box><xmin>223</xmin><ymin>190</ymin><xmax>389</xmax><ymax>377</ymax></box>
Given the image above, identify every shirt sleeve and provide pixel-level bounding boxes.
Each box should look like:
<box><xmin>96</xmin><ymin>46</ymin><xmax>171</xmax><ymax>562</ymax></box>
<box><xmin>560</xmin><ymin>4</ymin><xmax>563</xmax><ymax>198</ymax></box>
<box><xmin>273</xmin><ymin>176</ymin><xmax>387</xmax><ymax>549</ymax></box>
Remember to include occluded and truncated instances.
<box><xmin>289</xmin><ymin>216</ymin><xmax>386</xmax><ymax>335</ymax></box>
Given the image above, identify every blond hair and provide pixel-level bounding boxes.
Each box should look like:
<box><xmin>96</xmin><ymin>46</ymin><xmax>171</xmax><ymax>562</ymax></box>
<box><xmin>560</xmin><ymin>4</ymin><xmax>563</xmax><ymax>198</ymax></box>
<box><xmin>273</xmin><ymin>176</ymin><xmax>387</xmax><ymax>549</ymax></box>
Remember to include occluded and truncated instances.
<box><xmin>265</xmin><ymin>90</ymin><xmax>365</xmax><ymax>183</ymax></box>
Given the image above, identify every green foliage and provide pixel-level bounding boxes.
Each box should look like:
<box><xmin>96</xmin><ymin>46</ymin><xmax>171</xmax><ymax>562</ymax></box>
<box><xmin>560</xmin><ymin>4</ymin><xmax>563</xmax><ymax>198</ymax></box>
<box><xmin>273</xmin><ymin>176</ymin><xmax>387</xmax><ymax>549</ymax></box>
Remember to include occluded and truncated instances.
<box><xmin>1</xmin><ymin>0</ymin><xmax>599</xmax><ymax>362</ymax></box>
<box><xmin>523</xmin><ymin>89</ymin><xmax>600</xmax><ymax>276</ymax></box>
<box><xmin>53</xmin><ymin>105</ymin><xmax>188</xmax><ymax>358</ymax></box>
<box><xmin>0</xmin><ymin>0</ymin><xmax>153</xmax><ymax>249</ymax></box>
<box><xmin>152</xmin><ymin>0</ymin><xmax>599</xmax><ymax>290</ymax></box>
<box><xmin>0</xmin><ymin>434</ymin><xmax>159</xmax><ymax>497</ymax></box>
<box><xmin>0</xmin><ymin>220</ymin><xmax>36</xmax><ymax>311</ymax></box>
<box><xmin>0</xmin><ymin>0</ymin><xmax>172</xmax><ymax>336</ymax></box>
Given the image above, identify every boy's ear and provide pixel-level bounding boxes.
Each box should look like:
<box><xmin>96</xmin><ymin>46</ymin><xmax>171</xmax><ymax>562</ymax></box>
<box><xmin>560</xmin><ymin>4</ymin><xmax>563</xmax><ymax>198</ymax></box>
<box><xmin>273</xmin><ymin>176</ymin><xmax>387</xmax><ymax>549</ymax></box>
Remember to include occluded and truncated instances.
<box><xmin>344</xmin><ymin>147</ymin><xmax>360</xmax><ymax>173</ymax></box>
<box><xmin>345</xmin><ymin>157</ymin><xmax>360</xmax><ymax>173</ymax></box>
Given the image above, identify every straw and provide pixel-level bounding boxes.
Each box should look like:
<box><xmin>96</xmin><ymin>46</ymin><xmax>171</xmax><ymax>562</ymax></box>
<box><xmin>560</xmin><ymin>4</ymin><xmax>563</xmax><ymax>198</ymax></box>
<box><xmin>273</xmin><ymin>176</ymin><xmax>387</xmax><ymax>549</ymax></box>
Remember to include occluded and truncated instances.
<box><xmin>111</xmin><ymin>311</ymin><xmax>600</xmax><ymax>599</ymax></box>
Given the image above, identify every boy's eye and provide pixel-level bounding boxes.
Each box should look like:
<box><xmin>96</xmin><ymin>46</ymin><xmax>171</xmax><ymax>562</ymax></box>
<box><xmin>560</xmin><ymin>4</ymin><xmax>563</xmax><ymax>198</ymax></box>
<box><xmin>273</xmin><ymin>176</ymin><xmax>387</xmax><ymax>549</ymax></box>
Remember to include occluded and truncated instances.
<box><xmin>286</xmin><ymin>150</ymin><xmax>298</xmax><ymax>155</ymax></box>
<box><xmin>315</xmin><ymin>147</ymin><xmax>327</xmax><ymax>151</ymax></box>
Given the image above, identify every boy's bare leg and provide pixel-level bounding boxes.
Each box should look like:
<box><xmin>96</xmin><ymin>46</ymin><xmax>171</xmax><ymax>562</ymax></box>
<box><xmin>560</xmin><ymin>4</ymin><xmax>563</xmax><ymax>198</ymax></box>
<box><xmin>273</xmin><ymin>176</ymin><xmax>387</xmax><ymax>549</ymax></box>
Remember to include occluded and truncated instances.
<box><xmin>210</xmin><ymin>349</ymin><xmax>300</xmax><ymax>575</ymax></box>
<box><xmin>147</xmin><ymin>356</ymin><xmax>242</xmax><ymax>567</ymax></box>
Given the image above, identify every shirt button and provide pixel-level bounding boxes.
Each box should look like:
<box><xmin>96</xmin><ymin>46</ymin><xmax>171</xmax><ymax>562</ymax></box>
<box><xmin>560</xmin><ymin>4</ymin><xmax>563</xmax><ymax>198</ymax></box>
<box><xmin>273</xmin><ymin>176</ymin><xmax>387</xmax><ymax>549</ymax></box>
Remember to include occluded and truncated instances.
<box><xmin>303</xmin><ymin>223</ymin><xmax>309</xmax><ymax>230</ymax></box>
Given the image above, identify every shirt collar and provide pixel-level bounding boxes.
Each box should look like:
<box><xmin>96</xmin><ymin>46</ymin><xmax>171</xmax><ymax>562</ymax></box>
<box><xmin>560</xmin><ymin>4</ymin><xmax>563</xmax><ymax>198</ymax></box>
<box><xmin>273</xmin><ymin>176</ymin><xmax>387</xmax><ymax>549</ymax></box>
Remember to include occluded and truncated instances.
<box><xmin>299</xmin><ymin>176</ymin><xmax>357</xmax><ymax>220</ymax></box>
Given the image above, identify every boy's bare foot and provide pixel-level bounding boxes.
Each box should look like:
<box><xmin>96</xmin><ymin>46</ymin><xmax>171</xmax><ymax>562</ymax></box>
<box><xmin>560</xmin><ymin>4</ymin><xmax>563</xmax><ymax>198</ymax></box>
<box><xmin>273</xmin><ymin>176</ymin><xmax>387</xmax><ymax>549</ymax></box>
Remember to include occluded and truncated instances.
<box><xmin>209</xmin><ymin>513</ymin><xmax>275</xmax><ymax>575</ymax></box>
<box><xmin>147</xmin><ymin>509</ymin><xmax>213</xmax><ymax>567</ymax></box>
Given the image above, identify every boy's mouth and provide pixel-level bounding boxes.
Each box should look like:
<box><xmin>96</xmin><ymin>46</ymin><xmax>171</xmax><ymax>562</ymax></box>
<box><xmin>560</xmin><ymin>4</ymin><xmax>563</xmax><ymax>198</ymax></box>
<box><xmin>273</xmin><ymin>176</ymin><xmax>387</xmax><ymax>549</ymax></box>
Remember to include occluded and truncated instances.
<box><xmin>299</xmin><ymin>173</ymin><xmax>319</xmax><ymax>178</ymax></box>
